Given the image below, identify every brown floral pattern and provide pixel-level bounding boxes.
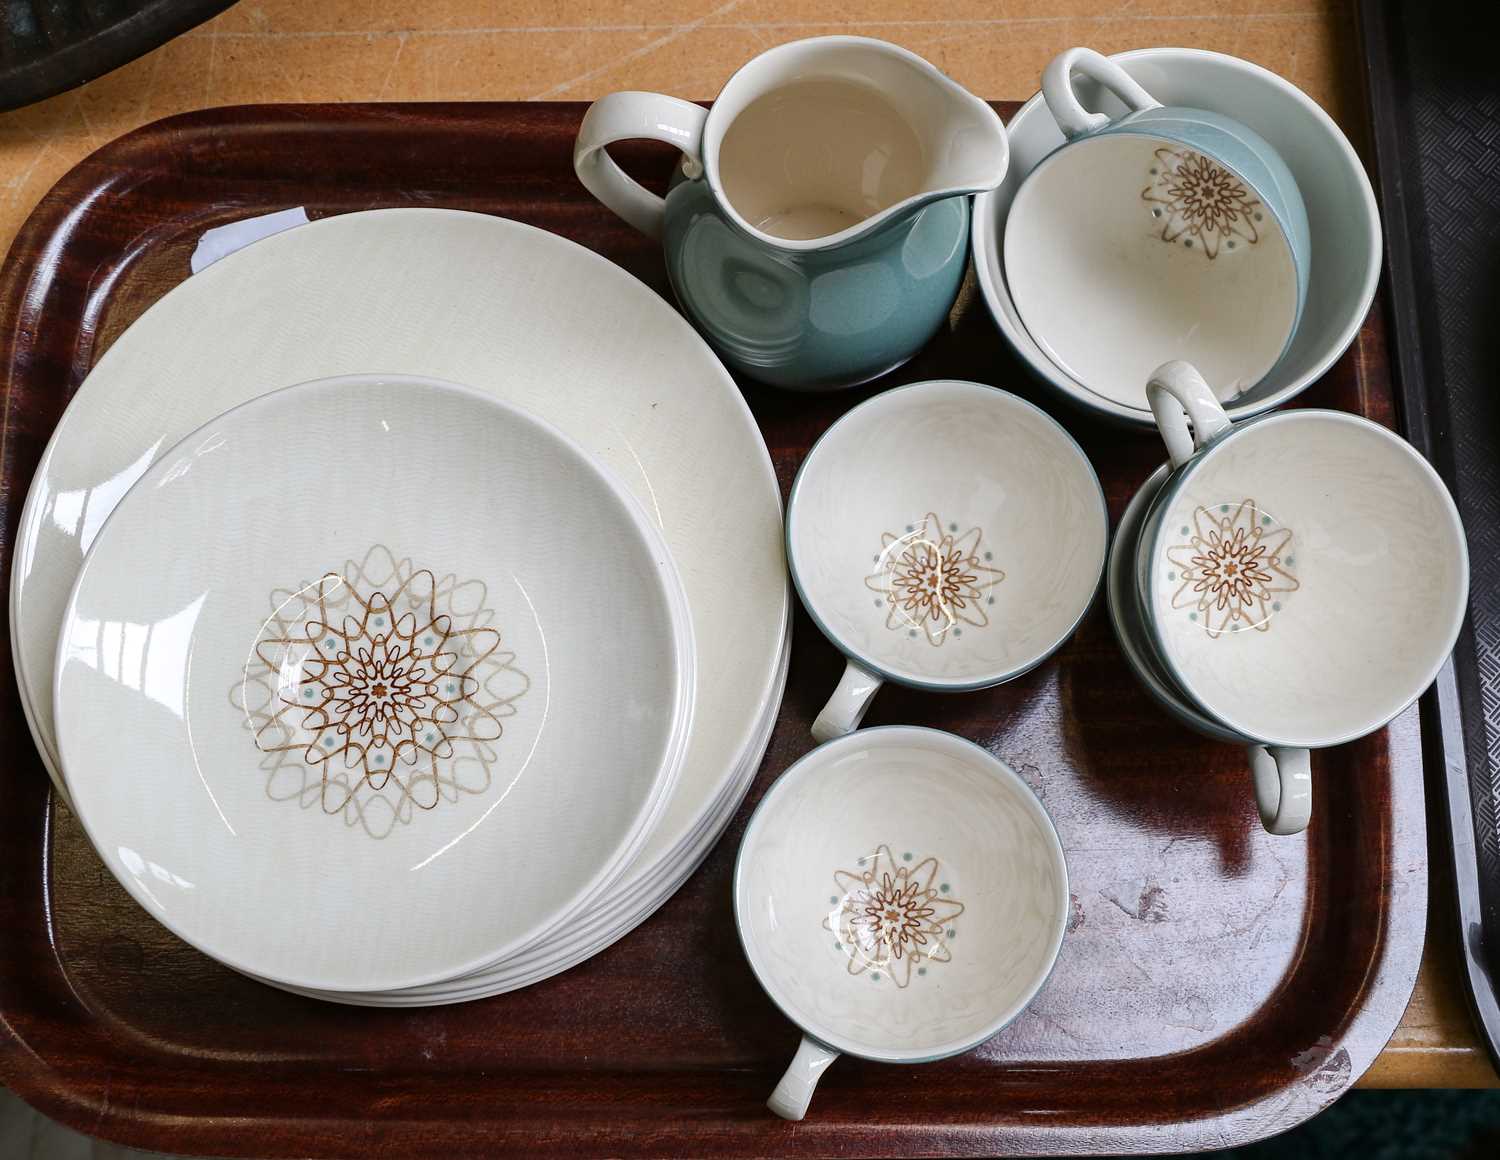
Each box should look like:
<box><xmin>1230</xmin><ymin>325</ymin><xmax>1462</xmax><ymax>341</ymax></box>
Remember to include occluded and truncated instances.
<box><xmin>822</xmin><ymin>844</ymin><xmax>965</xmax><ymax>988</ymax></box>
<box><xmin>1142</xmin><ymin>146</ymin><xmax>1263</xmax><ymax>259</ymax></box>
<box><xmin>864</xmin><ymin>512</ymin><xmax>1004</xmax><ymax>646</ymax></box>
<box><xmin>232</xmin><ymin>545</ymin><xmax>529</xmax><ymax>838</ymax></box>
<box><xmin>1165</xmin><ymin>499</ymin><xmax>1298</xmax><ymax>637</ymax></box>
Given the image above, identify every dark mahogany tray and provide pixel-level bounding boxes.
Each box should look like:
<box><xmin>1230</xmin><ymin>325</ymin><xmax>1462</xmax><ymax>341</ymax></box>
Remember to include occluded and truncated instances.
<box><xmin>0</xmin><ymin>104</ymin><xmax>1425</xmax><ymax>1158</ymax></box>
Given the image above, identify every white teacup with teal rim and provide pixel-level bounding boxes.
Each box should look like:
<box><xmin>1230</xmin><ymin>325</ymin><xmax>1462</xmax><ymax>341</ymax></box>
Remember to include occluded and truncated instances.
<box><xmin>787</xmin><ymin>380</ymin><xmax>1108</xmax><ymax>742</ymax></box>
<box><xmin>1005</xmin><ymin>47</ymin><xmax>1310</xmax><ymax>411</ymax></box>
<box><xmin>1132</xmin><ymin>360</ymin><xmax>1469</xmax><ymax>834</ymax></box>
<box><xmin>734</xmin><ymin>726</ymin><xmax>1068</xmax><ymax>1120</ymax></box>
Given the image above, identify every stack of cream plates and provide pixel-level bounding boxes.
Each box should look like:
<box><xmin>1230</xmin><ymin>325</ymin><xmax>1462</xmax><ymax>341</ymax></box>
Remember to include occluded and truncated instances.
<box><xmin>10</xmin><ymin>209</ymin><xmax>790</xmax><ymax>1004</ymax></box>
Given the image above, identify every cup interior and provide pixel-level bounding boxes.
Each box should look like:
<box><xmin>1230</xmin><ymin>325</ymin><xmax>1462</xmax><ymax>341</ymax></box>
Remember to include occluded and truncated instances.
<box><xmin>734</xmin><ymin>727</ymin><xmax>1067</xmax><ymax>1060</ymax></box>
<box><xmin>717</xmin><ymin>77</ymin><xmax>927</xmax><ymax>241</ymax></box>
<box><xmin>787</xmin><ymin>381</ymin><xmax>1107</xmax><ymax>689</ymax></box>
<box><xmin>1140</xmin><ymin>412</ymin><xmax>1467</xmax><ymax>747</ymax></box>
<box><xmin>1005</xmin><ymin>132</ymin><xmax>1298</xmax><ymax>408</ymax></box>
<box><xmin>972</xmin><ymin>49</ymin><xmax>1382</xmax><ymax>424</ymax></box>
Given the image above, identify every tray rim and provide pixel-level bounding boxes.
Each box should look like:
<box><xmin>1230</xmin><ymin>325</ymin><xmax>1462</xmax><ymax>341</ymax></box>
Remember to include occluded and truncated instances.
<box><xmin>0</xmin><ymin>101</ymin><xmax>1428</xmax><ymax>1158</ymax></box>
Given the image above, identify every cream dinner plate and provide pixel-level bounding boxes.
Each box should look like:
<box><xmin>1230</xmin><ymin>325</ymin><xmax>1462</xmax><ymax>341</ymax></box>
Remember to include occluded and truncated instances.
<box><xmin>12</xmin><ymin>208</ymin><xmax>790</xmax><ymax>981</ymax></box>
<box><xmin>55</xmin><ymin>375</ymin><xmax>695</xmax><ymax>993</ymax></box>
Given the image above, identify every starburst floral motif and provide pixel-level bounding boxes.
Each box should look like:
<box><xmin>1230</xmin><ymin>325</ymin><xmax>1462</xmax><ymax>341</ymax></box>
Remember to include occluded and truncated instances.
<box><xmin>1141</xmin><ymin>146</ymin><xmax>1263</xmax><ymax>259</ymax></box>
<box><xmin>1165</xmin><ymin>499</ymin><xmax>1299</xmax><ymax>637</ymax></box>
<box><xmin>864</xmin><ymin>512</ymin><xmax>1004</xmax><ymax>646</ymax></box>
<box><xmin>822</xmin><ymin>844</ymin><xmax>965</xmax><ymax>988</ymax></box>
<box><xmin>231</xmin><ymin>545</ymin><xmax>529</xmax><ymax>838</ymax></box>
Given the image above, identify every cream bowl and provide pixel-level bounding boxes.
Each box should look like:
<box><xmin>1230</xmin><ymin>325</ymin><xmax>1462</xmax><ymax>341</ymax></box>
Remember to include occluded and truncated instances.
<box><xmin>973</xmin><ymin>48</ymin><xmax>1382</xmax><ymax>427</ymax></box>
<box><xmin>54</xmin><ymin>374</ymin><xmax>695</xmax><ymax>993</ymax></box>
<box><xmin>734</xmin><ymin>726</ymin><xmax>1068</xmax><ymax>1120</ymax></box>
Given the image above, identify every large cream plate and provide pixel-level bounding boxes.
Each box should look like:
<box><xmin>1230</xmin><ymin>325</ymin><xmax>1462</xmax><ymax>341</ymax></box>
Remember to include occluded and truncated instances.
<box><xmin>55</xmin><ymin>375</ymin><xmax>695</xmax><ymax>992</ymax></box>
<box><xmin>12</xmin><ymin>208</ymin><xmax>789</xmax><ymax>968</ymax></box>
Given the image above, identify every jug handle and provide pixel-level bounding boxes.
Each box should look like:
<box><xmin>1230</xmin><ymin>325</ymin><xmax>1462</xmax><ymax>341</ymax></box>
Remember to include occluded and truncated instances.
<box><xmin>573</xmin><ymin>92</ymin><xmax>708</xmax><ymax>240</ymax></box>
<box><xmin>1145</xmin><ymin>361</ymin><xmax>1233</xmax><ymax>468</ymax></box>
<box><xmin>1043</xmin><ymin>47</ymin><xmax>1161</xmax><ymax>140</ymax></box>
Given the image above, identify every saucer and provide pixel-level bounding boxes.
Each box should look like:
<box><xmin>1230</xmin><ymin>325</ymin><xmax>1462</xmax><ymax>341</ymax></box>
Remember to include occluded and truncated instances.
<box><xmin>54</xmin><ymin>375</ymin><xmax>695</xmax><ymax>992</ymax></box>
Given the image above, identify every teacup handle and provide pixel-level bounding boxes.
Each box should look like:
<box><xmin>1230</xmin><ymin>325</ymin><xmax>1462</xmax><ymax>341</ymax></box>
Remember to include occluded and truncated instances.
<box><xmin>574</xmin><ymin>92</ymin><xmax>708</xmax><ymax>239</ymax></box>
<box><xmin>1146</xmin><ymin>361</ymin><xmax>1234</xmax><ymax>468</ymax></box>
<box><xmin>767</xmin><ymin>1035</ymin><xmax>840</xmax><ymax>1121</ymax></box>
<box><xmin>811</xmin><ymin>660</ymin><xmax>883</xmax><ymax>744</ymax></box>
<box><xmin>1248</xmin><ymin>745</ymin><xmax>1312</xmax><ymax>835</ymax></box>
<box><xmin>1043</xmin><ymin>47</ymin><xmax>1162</xmax><ymax>140</ymax></box>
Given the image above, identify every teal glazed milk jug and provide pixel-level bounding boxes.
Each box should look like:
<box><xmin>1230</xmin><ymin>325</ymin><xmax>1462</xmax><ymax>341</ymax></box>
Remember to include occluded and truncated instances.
<box><xmin>574</xmin><ymin>37</ymin><xmax>1009</xmax><ymax>389</ymax></box>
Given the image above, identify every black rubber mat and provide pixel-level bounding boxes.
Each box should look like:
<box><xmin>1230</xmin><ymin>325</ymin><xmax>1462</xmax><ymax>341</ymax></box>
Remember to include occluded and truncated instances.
<box><xmin>1360</xmin><ymin>0</ymin><xmax>1500</xmax><ymax>1071</ymax></box>
<box><xmin>0</xmin><ymin>0</ymin><xmax>236</xmax><ymax>110</ymax></box>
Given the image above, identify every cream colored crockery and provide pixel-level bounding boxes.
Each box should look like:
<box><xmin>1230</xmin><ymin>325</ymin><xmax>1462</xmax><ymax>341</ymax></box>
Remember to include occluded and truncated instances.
<box><xmin>575</xmin><ymin>36</ymin><xmax>1008</xmax><ymax>388</ymax></box>
<box><xmin>1005</xmin><ymin>48</ymin><xmax>1309</xmax><ymax>413</ymax></box>
<box><xmin>10</xmin><ymin>209</ymin><xmax>789</xmax><ymax>976</ymax></box>
<box><xmin>735</xmin><ymin>726</ymin><xmax>1068</xmax><ymax>1120</ymax></box>
<box><xmin>786</xmin><ymin>381</ymin><xmax>1106</xmax><ymax>741</ymax></box>
<box><xmin>1130</xmin><ymin>361</ymin><xmax>1468</xmax><ymax>834</ymax></box>
<box><xmin>54</xmin><ymin>375</ymin><xmax>695</xmax><ymax>993</ymax></box>
<box><xmin>973</xmin><ymin>48</ymin><xmax>1381</xmax><ymax>426</ymax></box>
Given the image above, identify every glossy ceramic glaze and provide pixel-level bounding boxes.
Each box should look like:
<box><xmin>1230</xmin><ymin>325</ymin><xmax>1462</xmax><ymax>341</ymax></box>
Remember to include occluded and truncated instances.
<box><xmin>8</xmin><ymin>208</ymin><xmax>790</xmax><ymax>966</ymax></box>
<box><xmin>662</xmin><ymin>178</ymin><xmax>971</xmax><ymax>388</ymax></box>
<box><xmin>735</xmin><ymin>726</ymin><xmax>1067</xmax><ymax>1119</ymax></box>
<box><xmin>786</xmin><ymin>380</ymin><xmax>1106</xmax><ymax>738</ymax></box>
<box><xmin>279</xmin><ymin>632</ymin><xmax>790</xmax><ymax>1004</ymax></box>
<box><xmin>0</xmin><ymin>102</ymin><xmax>1432</xmax><ymax>1156</ymax></box>
<box><xmin>973</xmin><ymin>48</ymin><xmax>1381</xmax><ymax>426</ymax></box>
<box><xmin>53</xmin><ymin>376</ymin><xmax>695</xmax><ymax>993</ymax></box>
<box><xmin>1005</xmin><ymin>48</ymin><xmax>1308</xmax><ymax>410</ymax></box>
<box><xmin>1138</xmin><ymin>388</ymin><xmax>1468</xmax><ymax>750</ymax></box>
<box><xmin>575</xmin><ymin>37</ymin><xmax>1008</xmax><ymax>388</ymax></box>
<box><xmin>1107</xmin><ymin>465</ymin><xmax>1243</xmax><ymax>745</ymax></box>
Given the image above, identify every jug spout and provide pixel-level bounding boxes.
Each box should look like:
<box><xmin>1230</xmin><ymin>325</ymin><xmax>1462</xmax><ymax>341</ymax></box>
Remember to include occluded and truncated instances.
<box><xmin>793</xmin><ymin>38</ymin><xmax>1011</xmax><ymax>237</ymax></box>
<box><xmin>699</xmin><ymin>36</ymin><xmax>1010</xmax><ymax>249</ymax></box>
<box><xmin>896</xmin><ymin>60</ymin><xmax>1011</xmax><ymax>203</ymax></box>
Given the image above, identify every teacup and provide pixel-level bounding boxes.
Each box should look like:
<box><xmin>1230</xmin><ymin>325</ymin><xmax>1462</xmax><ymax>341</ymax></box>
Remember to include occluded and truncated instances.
<box><xmin>574</xmin><ymin>37</ymin><xmax>1008</xmax><ymax>389</ymax></box>
<box><xmin>734</xmin><ymin>726</ymin><xmax>1068</xmax><ymax>1120</ymax></box>
<box><xmin>1002</xmin><ymin>48</ymin><xmax>1311</xmax><ymax>413</ymax></box>
<box><xmin>1129</xmin><ymin>361</ymin><xmax>1468</xmax><ymax>833</ymax></box>
<box><xmin>785</xmin><ymin>381</ymin><xmax>1107</xmax><ymax>741</ymax></box>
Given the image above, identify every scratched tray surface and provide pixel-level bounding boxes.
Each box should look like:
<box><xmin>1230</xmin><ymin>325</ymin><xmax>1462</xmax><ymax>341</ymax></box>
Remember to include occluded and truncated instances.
<box><xmin>0</xmin><ymin>105</ymin><xmax>1424</xmax><ymax>1158</ymax></box>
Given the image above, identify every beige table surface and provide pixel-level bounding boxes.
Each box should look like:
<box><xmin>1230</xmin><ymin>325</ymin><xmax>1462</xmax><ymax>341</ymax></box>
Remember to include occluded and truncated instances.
<box><xmin>1</xmin><ymin>0</ymin><xmax>1496</xmax><ymax>1092</ymax></box>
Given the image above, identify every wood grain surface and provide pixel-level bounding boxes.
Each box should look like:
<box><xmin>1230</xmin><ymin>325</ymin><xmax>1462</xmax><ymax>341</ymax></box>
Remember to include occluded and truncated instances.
<box><xmin>0</xmin><ymin>100</ymin><xmax>1441</xmax><ymax>1156</ymax></box>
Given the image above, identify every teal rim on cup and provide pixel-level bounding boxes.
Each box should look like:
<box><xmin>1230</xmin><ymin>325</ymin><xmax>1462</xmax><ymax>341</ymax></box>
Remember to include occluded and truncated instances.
<box><xmin>784</xmin><ymin>381</ymin><xmax>1107</xmax><ymax>742</ymax></box>
<box><xmin>1119</xmin><ymin>360</ymin><xmax>1468</xmax><ymax>835</ymax></box>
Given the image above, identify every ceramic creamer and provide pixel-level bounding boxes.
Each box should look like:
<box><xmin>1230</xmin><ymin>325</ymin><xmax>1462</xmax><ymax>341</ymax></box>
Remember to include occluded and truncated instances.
<box><xmin>574</xmin><ymin>37</ymin><xmax>1009</xmax><ymax>388</ymax></box>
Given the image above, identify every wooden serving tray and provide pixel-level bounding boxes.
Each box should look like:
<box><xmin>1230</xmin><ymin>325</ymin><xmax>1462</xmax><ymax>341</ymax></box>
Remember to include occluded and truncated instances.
<box><xmin>0</xmin><ymin>104</ymin><xmax>1425</xmax><ymax>1158</ymax></box>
